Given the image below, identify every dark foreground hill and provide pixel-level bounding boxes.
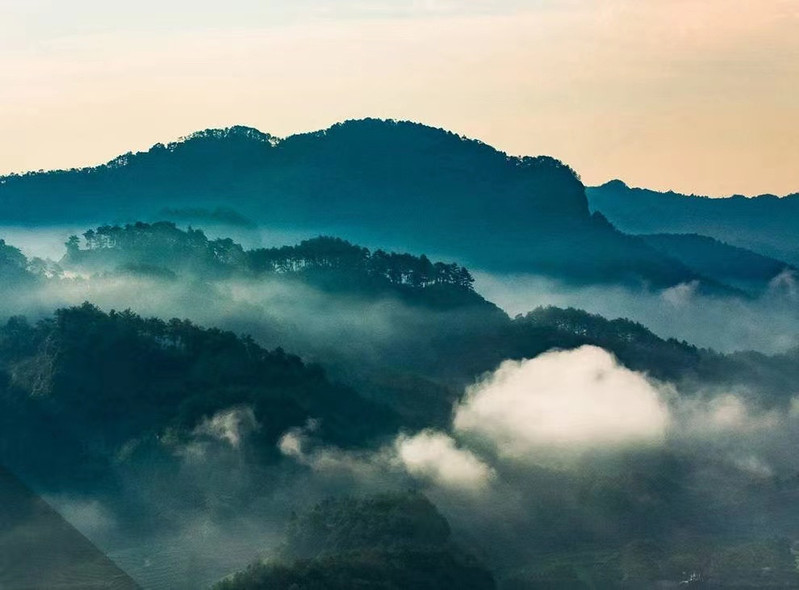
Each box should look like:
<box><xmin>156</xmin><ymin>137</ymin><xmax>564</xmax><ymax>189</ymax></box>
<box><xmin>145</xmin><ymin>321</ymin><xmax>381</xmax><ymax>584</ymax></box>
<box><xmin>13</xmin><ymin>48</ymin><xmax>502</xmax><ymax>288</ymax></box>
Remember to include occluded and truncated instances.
<box><xmin>0</xmin><ymin>465</ymin><xmax>139</xmax><ymax>589</ymax></box>
<box><xmin>1</xmin><ymin>119</ymin><xmax>705</xmax><ymax>288</ymax></box>
<box><xmin>587</xmin><ymin>180</ymin><xmax>799</xmax><ymax>266</ymax></box>
<box><xmin>215</xmin><ymin>492</ymin><xmax>495</xmax><ymax>590</ymax></box>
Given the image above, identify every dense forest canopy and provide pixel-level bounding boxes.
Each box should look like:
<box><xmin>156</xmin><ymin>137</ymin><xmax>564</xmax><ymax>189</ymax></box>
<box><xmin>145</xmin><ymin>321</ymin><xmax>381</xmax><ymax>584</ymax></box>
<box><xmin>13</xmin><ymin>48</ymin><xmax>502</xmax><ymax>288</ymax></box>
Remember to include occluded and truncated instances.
<box><xmin>0</xmin><ymin>303</ymin><xmax>396</xmax><ymax>489</ymax></box>
<box><xmin>215</xmin><ymin>493</ymin><xmax>496</xmax><ymax>590</ymax></box>
<box><xmin>0</xmin><ymin>239</ymin><xmax>30</xmax><ymax>281</ymax></box>
<box><xmin>58</xmin><ymin>222</ymin><xmax>490</xmax><ymax>314</ymax></box>
<box><xmin>68</xmin><ymin>222</ymin><xmax>475</xmax><ymax>290</ymax></box>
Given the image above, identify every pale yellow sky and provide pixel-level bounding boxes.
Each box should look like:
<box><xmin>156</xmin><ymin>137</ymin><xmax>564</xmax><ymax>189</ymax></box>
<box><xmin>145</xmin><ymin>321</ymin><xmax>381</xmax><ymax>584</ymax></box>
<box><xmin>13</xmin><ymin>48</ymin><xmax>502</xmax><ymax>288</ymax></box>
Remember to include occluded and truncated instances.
<box><xmin>1</xmin><ymin>0</ymin><xmax>798</xmax><ymax>196</ymax></box>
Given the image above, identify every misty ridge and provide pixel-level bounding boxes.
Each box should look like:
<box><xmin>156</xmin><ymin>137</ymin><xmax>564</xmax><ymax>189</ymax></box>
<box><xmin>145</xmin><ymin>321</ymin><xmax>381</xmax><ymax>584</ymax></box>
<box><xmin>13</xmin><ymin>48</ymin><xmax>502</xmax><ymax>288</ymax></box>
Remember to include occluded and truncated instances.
<box><xmin>2</xmin><ymin>118</ymin><xmax>781</xmax><ymax>290</ymax></box>
<box><xmin>1</xmin><ymin>121</ymin><xmax>799</xmax><ymax>589</ymax></box>
<box><xmin>588</xmin><ymin>180</ymin><xmax>799</xmax><ymax>268</ymax></box>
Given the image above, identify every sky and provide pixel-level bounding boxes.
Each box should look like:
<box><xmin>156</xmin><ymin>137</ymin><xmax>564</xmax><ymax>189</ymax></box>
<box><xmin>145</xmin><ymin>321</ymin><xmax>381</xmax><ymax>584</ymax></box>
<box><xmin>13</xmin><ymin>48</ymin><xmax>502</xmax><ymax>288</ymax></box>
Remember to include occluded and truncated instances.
<box><xmin>1</xmin><ymin>0</ymin><xmax>798</xmax><ymax>196</ymax></box>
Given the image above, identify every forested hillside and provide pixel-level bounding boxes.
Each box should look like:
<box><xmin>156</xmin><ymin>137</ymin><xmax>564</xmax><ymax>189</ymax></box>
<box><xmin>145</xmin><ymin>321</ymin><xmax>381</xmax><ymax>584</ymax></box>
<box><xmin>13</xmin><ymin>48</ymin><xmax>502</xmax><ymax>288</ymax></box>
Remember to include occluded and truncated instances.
<box><xmin>215</xmin><ymin>493</ymin><xmax>495</xmax><ymax>590</ymax></box>
<box><xmin>0</xmin><ymin>303</ymin><xmax>395</xmax><ymax>491</ymax></box>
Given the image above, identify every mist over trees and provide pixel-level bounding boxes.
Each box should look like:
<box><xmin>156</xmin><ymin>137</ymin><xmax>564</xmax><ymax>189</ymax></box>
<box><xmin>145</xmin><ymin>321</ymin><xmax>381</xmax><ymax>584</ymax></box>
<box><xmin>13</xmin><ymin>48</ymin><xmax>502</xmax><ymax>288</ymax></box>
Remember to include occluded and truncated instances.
<box><xmin>2</xmin><ymin>218</ymin><xmax>799</xmax><ymax>588</ymax></box>
<box><xmin>61</xmin><ymin>223</ymin><xmax>483</xmax><ymax>309</ymax></box>
<box><xmin>0</xmin><ymin>303</ymin><xmax>396</xmax><ymax>491</ymax></box>
<box><xmin>0</xmin><ymin>121</ymin><xmax>798</xmax><ymax>588</ymax></box>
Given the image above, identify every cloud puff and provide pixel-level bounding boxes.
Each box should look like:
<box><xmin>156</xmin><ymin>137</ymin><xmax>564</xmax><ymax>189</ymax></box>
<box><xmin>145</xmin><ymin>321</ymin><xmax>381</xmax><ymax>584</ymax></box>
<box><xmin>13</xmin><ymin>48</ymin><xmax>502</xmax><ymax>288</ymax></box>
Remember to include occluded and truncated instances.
<box><xmin>278</xmin><ymin>423</ymin><xmax>393</xmax><ymax>486</ymax></box>
<box><xmin>395</xmin><ymin>430</ymin><xmax>493</xmax><ymax>490</ymax></box>
<box><xmin>661</xmin><ymin>280</ymin><xmax>699</xmax><ymax>306</ymax></box>
<box><xmin>279</xmin><ymin>423</ymin><xmax>491</xmax><ymax>491</ymax></box>
<box><xmin>677</xmin><ymin>394</ymin><xmax>781</xmax><ymax>436</ymax></box>
<box><xmin>192</xmin><ymin>405</ymin><xmax>259</xmax><ymax>449</ymax></box>
<box><xmin>769</xmin><ymin>268</ymin><xmax>798</xmax><ymax>300</ymax></box>
<box><xmin>453</xmin><ymin>346</ymin><xmax>670</xmax><ymax>459</ymax></box>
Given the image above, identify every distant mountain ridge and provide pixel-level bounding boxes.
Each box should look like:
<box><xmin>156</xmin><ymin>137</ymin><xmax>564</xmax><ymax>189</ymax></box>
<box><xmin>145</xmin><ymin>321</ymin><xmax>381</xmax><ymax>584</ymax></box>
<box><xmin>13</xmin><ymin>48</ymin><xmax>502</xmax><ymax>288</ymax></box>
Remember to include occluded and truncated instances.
<box><xmin>637</xmin><ymin>233</ymin><xmax>795</xmax><ymax>295</ymax></box>
<box><xmin>0</xmin><ymin>119</ymin><xmax>710</xmax><ymax>288</ymax></box>
<box><xmin>587</xmin><ymin>180</ymin><xmax>799</xmax><ymax>266</ymax></box>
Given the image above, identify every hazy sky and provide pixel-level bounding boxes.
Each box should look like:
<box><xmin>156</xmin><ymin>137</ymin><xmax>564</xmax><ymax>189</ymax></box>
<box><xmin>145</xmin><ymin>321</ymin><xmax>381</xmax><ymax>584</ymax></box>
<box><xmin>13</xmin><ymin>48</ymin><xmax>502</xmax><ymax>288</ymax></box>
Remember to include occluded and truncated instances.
<box><xmin>2</xmin><ymin>0</ymin><xmax>798</xmax><ymax>196</ymax></box>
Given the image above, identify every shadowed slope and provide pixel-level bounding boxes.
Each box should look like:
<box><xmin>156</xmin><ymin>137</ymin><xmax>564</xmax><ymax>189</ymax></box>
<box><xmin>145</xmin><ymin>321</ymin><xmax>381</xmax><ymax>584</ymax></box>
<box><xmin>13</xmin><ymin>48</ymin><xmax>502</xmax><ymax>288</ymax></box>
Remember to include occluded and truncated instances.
<box><xmin>639</xmin><ymin>233</ymin><xmax>795</xmax><ymax>294</ymax></box>
<box><xmin>0</xmin><ymin>466</ymin><xmax>139</xmax><ymax>589</ymax></box>
<box><xmin>587</xmin><ymin>180</ymin><xmax>799</xmax><ymax>266</ymax></box>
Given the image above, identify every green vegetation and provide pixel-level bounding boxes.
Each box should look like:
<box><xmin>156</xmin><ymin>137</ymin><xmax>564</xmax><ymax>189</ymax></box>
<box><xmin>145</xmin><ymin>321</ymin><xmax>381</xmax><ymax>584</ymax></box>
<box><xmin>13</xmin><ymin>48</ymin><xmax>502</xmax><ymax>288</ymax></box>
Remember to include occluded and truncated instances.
<box><xmin>0</xmin><ymin>303</ymin><xmax>395</xmax><ymax>488</ymax></box>
<box><xmin>1</xmin><ymin>224</ymin><xmax>798</xmax><ymax>589</ymax></box>
<box><xmin>215</xmin><ymin>493</ymin><xmax>495</xmax><ymax>590</ymax></box>
<box><xmin>62</xmin><ymin>223</ymin><xmax>486</xmax><ymax>309</ymax></box>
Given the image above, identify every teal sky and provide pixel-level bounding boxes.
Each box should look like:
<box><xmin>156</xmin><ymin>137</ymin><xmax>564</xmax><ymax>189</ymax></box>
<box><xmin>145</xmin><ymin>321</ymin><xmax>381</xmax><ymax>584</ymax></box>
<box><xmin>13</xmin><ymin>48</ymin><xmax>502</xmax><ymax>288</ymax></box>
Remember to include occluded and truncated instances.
<box><xmin>2</xmin><ymin>0</ymin><xmax>798</xmax><ymax>196</ymax></box>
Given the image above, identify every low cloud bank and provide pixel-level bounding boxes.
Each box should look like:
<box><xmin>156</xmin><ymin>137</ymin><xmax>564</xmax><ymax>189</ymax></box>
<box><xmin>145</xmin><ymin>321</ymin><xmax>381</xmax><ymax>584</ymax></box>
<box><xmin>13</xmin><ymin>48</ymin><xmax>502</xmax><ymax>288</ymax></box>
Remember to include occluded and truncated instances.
<box><xmin>474</xmin><ymin>272</ymin><xmax>799</xmax><ymax>354</ymax></box>
<box><xmin>454</xmin><ymin>346</ymin><xmax>670</xmax><ymax>459</ymax></box>
<box><xmin>395</xmin><ymin>430</ymin><xmax>493</xmax><ymax>490</ymax></box>
<box><xmin>276</xmin><ymin>345</ymin><xmax>799</xmax><ymax>555</ymax></box>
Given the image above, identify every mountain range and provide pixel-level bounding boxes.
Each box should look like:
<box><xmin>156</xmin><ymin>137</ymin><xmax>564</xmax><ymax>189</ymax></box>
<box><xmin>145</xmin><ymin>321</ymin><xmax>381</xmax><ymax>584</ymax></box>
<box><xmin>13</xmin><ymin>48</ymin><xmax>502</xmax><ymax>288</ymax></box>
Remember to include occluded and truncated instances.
<box><xmin>2</xmin><ymin>118</ymin><xmax>799</xmax><ymax>589</ymax></box>
<box><xmin>588</xmin><ymin>180</ymin><xmax>799</xmax><ymax>267</ymax></box>
<box><xmin>0</xmin><ymin>119</ymin><xmax>739</xmax><ymax>290</ymax></box>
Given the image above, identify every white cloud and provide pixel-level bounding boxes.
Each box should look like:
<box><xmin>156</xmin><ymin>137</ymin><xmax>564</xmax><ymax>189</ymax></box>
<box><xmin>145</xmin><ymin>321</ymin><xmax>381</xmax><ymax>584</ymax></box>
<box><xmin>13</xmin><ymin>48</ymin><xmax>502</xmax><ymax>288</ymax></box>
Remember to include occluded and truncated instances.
<box><xmin>453</xmin><ymin>346</ymin><xmax>670</xmax><ymax>460</ymax></box>
<box><xmin>675</xmin><ymin>393</ymin><xmax>784</xmax><ymax>440</ymax></box>
<box><xmin>278</xmin><ymin>429</ymin><xmax>305</xmax><ymax>459</ymax></box>
<box><xmin>769</xmin><ymin>268</ymin><xmax>798</xmax><ymax>300</ymax></box>
<box><xmin>395</xmin><ymin>430</ymin><xmax>493</xmax><ymax>490</ymax></box>
<box><xmin>661</xmin><ymin>280</ymin><xmax>699</xmax><ymax>307</ymax></box>
<box><xmin>193</xmin><ymin>405</ymin><xmax>259</xmax><ymax>449</ymax></box>
<box><xmin>279</xmin><ymin>424</ymin><xmax>491</xmax><ymax>491</ymax></box>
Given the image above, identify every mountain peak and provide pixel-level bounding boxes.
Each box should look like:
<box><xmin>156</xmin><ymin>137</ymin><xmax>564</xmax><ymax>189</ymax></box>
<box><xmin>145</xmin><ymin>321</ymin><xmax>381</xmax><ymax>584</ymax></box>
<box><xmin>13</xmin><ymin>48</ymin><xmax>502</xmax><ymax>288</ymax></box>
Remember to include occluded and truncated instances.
<box><xmin>599</xmin><ymin>179</ymin><xmax>629</xmax><ymax>190</ymax></box>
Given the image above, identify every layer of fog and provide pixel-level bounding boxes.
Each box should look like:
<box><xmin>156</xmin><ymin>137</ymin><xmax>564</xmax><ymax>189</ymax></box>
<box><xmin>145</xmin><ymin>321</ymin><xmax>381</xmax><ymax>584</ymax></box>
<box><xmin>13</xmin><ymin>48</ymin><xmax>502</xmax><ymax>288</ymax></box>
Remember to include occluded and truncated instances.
<box><xmin>9</xmin><ymin>270</ymin><xmax>799</xmax><ymax>587</ymax></box>
<box><xmin>10</xmin><ymin>223</ymin><xmax>797</xmax><ymax>357</ymax></box>
<box><xmin>278</xmin><ymin>345</ymin><xmax>799</xmax><ymax>568</ymax></box>
<box><xmin>1</xmin><ymin>272</ymin><xmax>451</xmax><ymax>372</ymax></box>
<box><xmin>4</xmin><ymin>226</ymin><xmax>799</xmax><ymax>586</ymax></box>
<box><xmin>0</xmin><ymin>275</ymin><xmax>480</xmax><ymax>588</ymax></box>
<box><xmin>0</xmin><ymin>226</ymin><xmax>90</xmax><ymax>261</ymax></box>
<box><xmin>474</xmin><ymin>271</ymin><xmax>799</xmax><ymax>354</ymax></box>
<box><xmin>282</xmin><ymin>345</ymin><xmax>799</xmax><ymax>487</ymax></box>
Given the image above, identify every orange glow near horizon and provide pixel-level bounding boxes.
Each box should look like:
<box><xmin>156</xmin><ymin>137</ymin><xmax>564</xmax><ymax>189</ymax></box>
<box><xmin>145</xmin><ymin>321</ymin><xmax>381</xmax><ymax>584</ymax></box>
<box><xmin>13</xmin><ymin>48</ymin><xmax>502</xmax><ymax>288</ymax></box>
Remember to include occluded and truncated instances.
<box><xmin>1</xmin><ymin>1</ymin><xmax>798</xmax><ymax>196</ymax></box>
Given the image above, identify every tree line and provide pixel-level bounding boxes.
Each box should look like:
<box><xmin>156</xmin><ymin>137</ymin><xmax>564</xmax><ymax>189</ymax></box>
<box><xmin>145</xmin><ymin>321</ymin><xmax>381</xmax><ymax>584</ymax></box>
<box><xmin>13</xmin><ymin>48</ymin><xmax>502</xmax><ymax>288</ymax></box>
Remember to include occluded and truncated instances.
<box><xmin>66</xmin><ymin>223</ymin><xmax>475</xmax><ymax>290</ymax></box>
